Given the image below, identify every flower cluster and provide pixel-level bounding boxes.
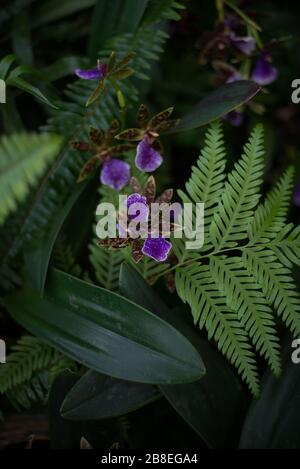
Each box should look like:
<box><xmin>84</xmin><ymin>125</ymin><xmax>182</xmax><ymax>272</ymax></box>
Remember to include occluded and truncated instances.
<box><xmin>72</xmin><ymin>104</ymin><xmax>178</xmax><ymax>192</ymax></box>
<box><xmin>197</xmin><ymin>9</ymin><xmax>279</xmax><ymax>126</ymax></box>
<box><xmin>72</xmin><ymin>82</ymin><xmax>179</xmax><ymax>262</ymax></box>
<box><xmin>99</xmin><ymin>177</ymin><xmax>176</xmax><ymax>263</ymax></box>
<box><xmin>71</xmin><ymin>120</ymin><xmax>133</xmax><ymax>190</ymax></box>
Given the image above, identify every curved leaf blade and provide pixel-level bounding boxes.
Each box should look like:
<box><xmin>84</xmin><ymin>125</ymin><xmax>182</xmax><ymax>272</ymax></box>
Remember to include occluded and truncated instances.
<box><xmin>61</xmin><ymin>370</ymin><xmax>160</xmax><ymax>420</ymax></box>
<box><xmin>168</xmin><ymin>81</ymin><xmax>260</xmax><ymax>133</ymax></box>
<box><xmin>120</xmin><ymin>263</ymin><xmax>248</xmax><ymax>448</ymax></box>
<box><xmin>5</xmin><ymin>268</ymin><xmax>204</xmax><ymax>385</ymax></box>
<box><xmin>240</xmin><ymin>336</ymin><xmax>300</xmax><ymax>449</ymax></box>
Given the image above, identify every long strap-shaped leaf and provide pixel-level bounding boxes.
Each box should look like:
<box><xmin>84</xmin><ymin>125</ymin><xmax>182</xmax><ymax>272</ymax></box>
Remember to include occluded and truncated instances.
<box><xmin>4</xmin><ymin>268</ymin><xmax>204</xmax><ymax>385</ymax></box>
<box><xmin>119</xmin><ymin>263</ymin><xmax>249</xmax><ymax>448</ymax></box>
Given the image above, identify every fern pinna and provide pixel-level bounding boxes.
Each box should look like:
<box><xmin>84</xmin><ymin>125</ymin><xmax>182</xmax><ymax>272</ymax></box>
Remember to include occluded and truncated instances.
<box><xmin>0</xmin><ymin>336</ymin><xmax>77</xmax><ymax>409</ymax></box>
<box><xmin>175</xmin><ymin>122</ymin><xmax>300</xmax><ymax>397</ymax></box>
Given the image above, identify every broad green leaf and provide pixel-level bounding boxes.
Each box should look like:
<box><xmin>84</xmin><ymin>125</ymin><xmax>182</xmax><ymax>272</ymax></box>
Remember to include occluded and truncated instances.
<box><xmin>61</xmin><ymin>370</ymin><xmax>160</xmax><ymax>420</ymax></box>
<box><xmin>7</xmin><ymin>76</ymin><xmax>58</xmax><ymax>109</ymax></box>
<box><xmin>120</xmin><ymin>263</ymin><xmax>249</xmax><ymax>448</ymax></box>
<box><xmin>240</xmin><ymin>336</ymin><xmax>300</xmax><ymax>449</ymax></box>
<box><xmin>167</xmin><ymin>81</ymin><xmax>260</xmax><ymax>133</ymax></box>
<box><xmin>48</xmin><ymin>371</ymin><xmax>83</xmax><ymax>449</ymax></box>
<box><xmin>24</xmin><ymin>181</ymin><xmax>88</xmax><ymax>294</ymax></box>
<box><xmin>0</xmin><ymin>55</ymin><xmax>16</xmax><ymax>79</ymax></box>
<box><xmin>49</xmin><ymin>371</ymin><xmax>129</xmax><ymax>449</ymax></box>
<box><xmin>5</xmin><ymin>268</ymin><xmax>204</xmax><ymax>385</ymax></box>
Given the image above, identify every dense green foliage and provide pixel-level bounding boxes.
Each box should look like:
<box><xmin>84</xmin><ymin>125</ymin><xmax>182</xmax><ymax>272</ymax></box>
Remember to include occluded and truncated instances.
<box><xmin>0</xmin><ymin>0</ymin><xmax>300</xmax><ymax>451</ymax></box>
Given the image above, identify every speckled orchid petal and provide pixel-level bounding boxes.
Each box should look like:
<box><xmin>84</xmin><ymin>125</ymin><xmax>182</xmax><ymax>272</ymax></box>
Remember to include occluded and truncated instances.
<box><xmin>251</xmin><ymin>56</ymin><xmax>278</xmax><ymax>85</ymax></box>
<box><xmin>224</xmin><ymin>110</ymin><xmax>244</xmax><ymax>126</ymax></box>
<box><xmin>135</xmin><ymin>139</ymin><xmax>163</xmax><ymax>173</ymax></box>
<box><xmin>229</xmin><ymin>33</ymin><xmax>256</xmax><ymax>55</ymax></box>
<box><xmin>142</xmin><ymin>237</ymin><xmax>172</xmax><ymax>262</ymax></box>
<box><xmin>75</xmin><ymin>63</ymin><xmax>107</xmax><ymax>80</ymax></box>
<box><xmin>100</xmin><ymin>159</ymin><xmax>130</xmax><ymax>191</ymax></box>
<box><xmin>226</xmin><ymin>70</ymin><xmax>243</xmax><ymax>84</ymax></box>
<box><xmin>127</xmin><ymin>193</ymin><xmax>149</xmax><ymax>221</ymax></box>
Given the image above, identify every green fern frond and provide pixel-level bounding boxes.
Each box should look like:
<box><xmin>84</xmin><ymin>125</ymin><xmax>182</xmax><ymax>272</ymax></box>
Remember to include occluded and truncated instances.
<box><xmin>269</xmin><ymin>224</ymin><xmax>300</xmax><ymax>268</ymax></box>
<box><xmin>175</xmin><ymin>264</ymin><xmax>260</xmax><ymax>396</ymax></box>
<box><xmin>5</xmin><ymin>370</ymin><xmax>49</xmax><ymax>410</ymax></box>
<box><xmin>0</xmin><ymin>133</ymin><xmax>61</xmax><ymax>226</ymax></box>
<box><xmin>89</xmin><ymin>244</ymin><xmax>124</xmax><ymax>291</ymax></box>
<box><xmin>143</xmin><ymin>0</ymin><xmax>185</xmax><ymax>24</ymax></box>
<box><xmin>52</xmin><ymin>235</ymin><xmax>82</xmax><ymax>277</ymax></box>
<box><xmin>0</xmin><ymin>336</ymin><xmax>77</xmax><ymax>409</ymax></box>
<box><xmin>0</xmin><ymin>337</ymin><xmax>60</xmax><ymax>395</ymax></box>
<box><xmin>177</xmin><ymin>121</ymin><xmax>226</xmax><ymax>256</ymax></box>
<box><xmin>242</xmin><ymin>248</ymin><xmax>300</xmax><ymax>335</ymax></box>
<box><xmin>209</xmin><ymin>125</ymin><xmax>264</xmax><ymax>250</ymax></box>
<box><xmin>248</xmin><ymin>167</ymin><xmax>294</xmax><ymax>243</ymax></box>
<box><xmin>210</xmin><ymin>256</ymin><xmax>281</xmax><ymax>376</ymax></box>
<box><xmin>174</xmin><ymin>122</ymin><xmax>300</xmax><ymax>395</ymax></box>
<box><xmin>178</xmin><ymin>121</ymin><xmax>226</xmax><ymax>232</ymax></box>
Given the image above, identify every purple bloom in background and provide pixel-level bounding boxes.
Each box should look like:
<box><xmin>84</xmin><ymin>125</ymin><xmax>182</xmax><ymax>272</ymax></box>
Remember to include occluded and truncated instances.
<box><xmin>294</xmin><ymin>181</ymin><xmax>300</xmax><ymax>206</ymax></box>
<box><xmin>75</xmin><ymin>62</ymin><xmax>108</xmax><ymax>80</ymax></box>
<box><xmin>135</xmin><ymin>139</ymin><xmax>163</xmax><ymax>172</ymax></box>
<box><xmin>127</xmin><ymin>193</ymin><xmax>149</xmax><ymax>221</ymax></box>
<box><xmin>226</xmin><ymin>70</ymin><xmax>243</xmax><ymax>84</ymax></box>
<box><xmin>224</xmin><ymin>110</ymin><xmax>244</xmax><ymax>126</ymax></box>
<box><xmin>252</xmin><ymin>55</ymin><xmax>278</xmax><ymax>85</ymax></box>
<box><xmin>229</xmin><ymin>33</ymin><xmax>256</xmax><ymax>55</ymax></box>
<box><xmin>100</xmin><ymin>159</ymin><xmax>130</xmax><ymax>190</ymax></box>
<box><xmin>142</xmin><ymin>237</ymin><xmax>172</xmax><ymax>262</ymax></box>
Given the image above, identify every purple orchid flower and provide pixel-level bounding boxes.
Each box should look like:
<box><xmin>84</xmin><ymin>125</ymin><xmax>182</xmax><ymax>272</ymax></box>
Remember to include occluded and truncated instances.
<box><xmin>142</xmin><ymin>237</ymin><xmax>172</xmax><ymax>262</ymax></box>
<box><xmin>229</xmin><ymin>33</ymin><xmax>256</xmax><ymax>56</ymax></box>
<box><xmin>135</xmin><ymin>138</ymin><xmax>163</xmax><ymax>173</ymax></box>
<box><xmin>252</xmin><ymin>54</ymin><xmax>278</xmax><ymax>85</ymax></box>
<box><xmin>127</xmin><ymin>193</ymin><xmax>149</xmax><ymax>221</ymax></box>
<box><xmin>226</xmin><ymin>70</ymin><xmax>243</xmax><ymax>84</ymax></box>
<box><xmin>75</xmin><ymin>62</ymin><xmax>108</xmax><ymax>80</ymax></box>
<box><xmin>294</xmin><ymin>181</ymin><xmax>300</xmax><ymax>207</ymax></box>
<box><xmin>224</xmin><ymin>15</ymin><xmax>242</xmax><ymax>32</ymax></box>
<box><xmin>100</xmin><ymin>159</ymin><xmax>130</xmax><ymax>191</ymax></box>
<box><xmin>224</xmin><ymin>110</ymin><xmax>244</xmax><ymax>126</ymax></box>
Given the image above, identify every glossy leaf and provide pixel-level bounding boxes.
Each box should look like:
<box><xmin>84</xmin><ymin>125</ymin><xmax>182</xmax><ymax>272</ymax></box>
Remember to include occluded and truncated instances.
<box><xmin>120</xmin><ymin>263</ymin><xmax>249</xmax><ymax>448</ymax></box>
<box><xmin>5</xmin><ymin>268</ymin><xmax>204</xmax><ymax>385</ymax></box>
<box><xmin>0</xmin><ymin>55</ymin><xmax>16</xmax><ymax>79</ymax></box>
<box><xmin>24</xmin><ymin>182</ymin><xmax>87</xmax><ymax>294</ymax></box>
<box><xmin>61</xmin><ymin>370</ymin><xmax>160</xmax><ymax>420</ymax></box>
<box><xmin>240</xmin><ymin>336</ymin><xmax>300</xmax><ymax>449</ymax></box>
<box><xmin>7</xmin><ymin>76</ymin><xmax>58</xmax><ymax>109</ymax></box>
<box><xmin>48</xmin><ymin>371</ymin><xmax>82</xmax><ymax>449</ymax></box>
<box><xmin>167</xmin><ymin>81</ymin><xmax>260</xmax><ymax>133</ymax></box>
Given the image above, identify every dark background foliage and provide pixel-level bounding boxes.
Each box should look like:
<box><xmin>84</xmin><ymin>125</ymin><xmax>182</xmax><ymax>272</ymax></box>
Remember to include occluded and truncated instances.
<box><xmin>1</xmin><ymin>0</ymin><xmax>300</xmax><ymax>450</ymax></box>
